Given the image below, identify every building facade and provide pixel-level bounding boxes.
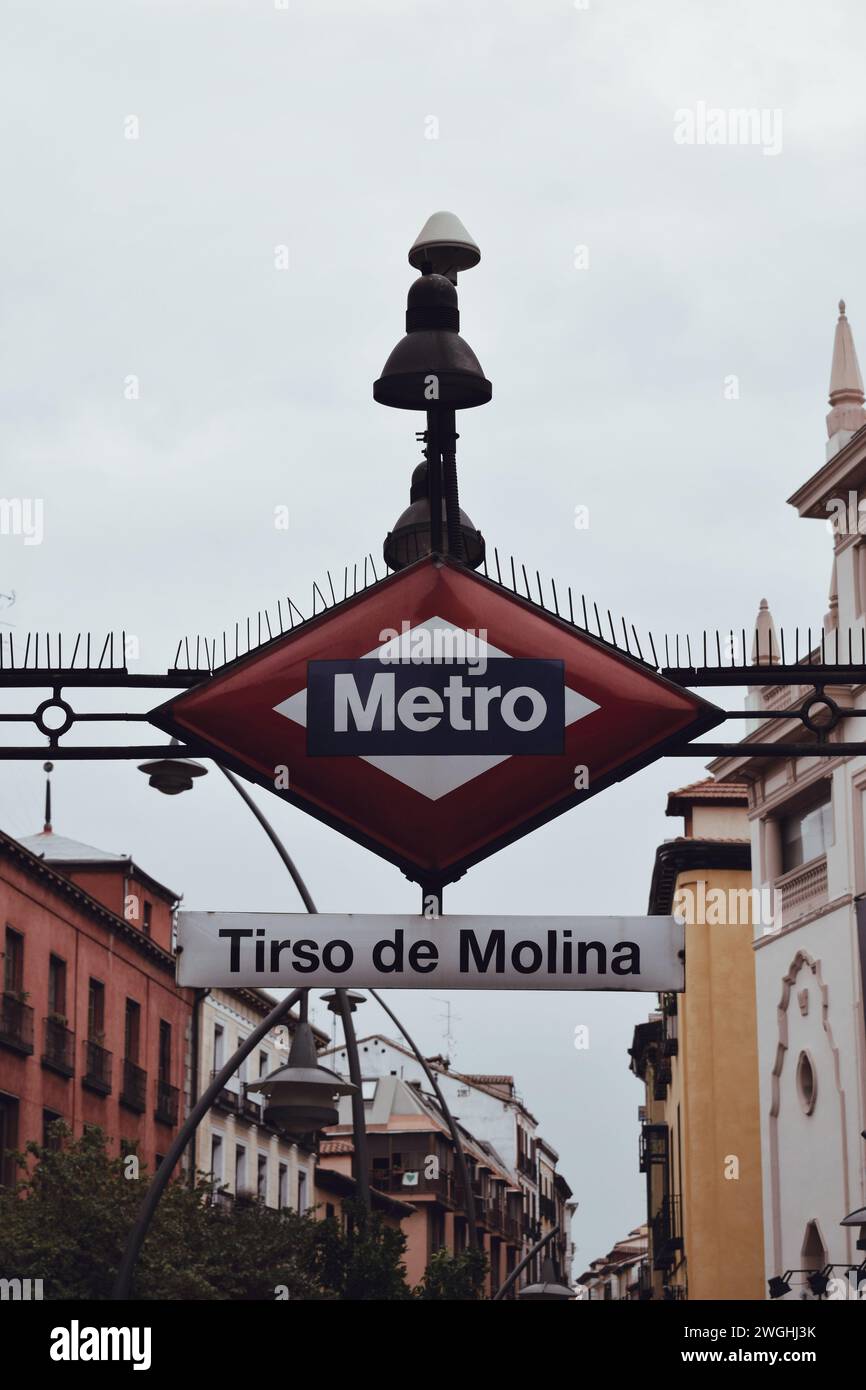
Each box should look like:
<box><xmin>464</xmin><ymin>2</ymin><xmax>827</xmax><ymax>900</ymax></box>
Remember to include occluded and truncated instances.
<box><xmin>319</xmin><ymin>1069</ymin><xmax>525</xmax><ymax>1292</ymax></box>
<box><xmin>0</xmin><ymin>822</ymin><xmax>192</xmax><ymax>1183</ymax></box>
<box><xmin>194</xmin><ymin>986</ymin><xmax>321</xmax><ymax>1210</ymax></box>
<box><xmin>710</xmin><ymin>302</ymin><xmax>866</xmax><ymax>1296</ymax></box>
<box><xmin>630</xmin><ymin>780</ymin><xmax>765</xmax><ymax>1299</ymax></box>
<box><xmin>321</xmin><ymin>1033</ymin><xmax>576</xmax><ymax>1283</ymax></box>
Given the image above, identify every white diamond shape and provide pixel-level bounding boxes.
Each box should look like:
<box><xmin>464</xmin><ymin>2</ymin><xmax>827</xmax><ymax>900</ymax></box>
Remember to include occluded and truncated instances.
<box><xmin>273</xmin><ymin>616</ymin><xmax>599</xmax><ymax>801</ymax></box>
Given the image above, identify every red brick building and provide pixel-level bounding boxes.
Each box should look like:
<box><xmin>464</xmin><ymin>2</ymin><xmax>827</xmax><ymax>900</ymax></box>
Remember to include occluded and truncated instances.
<box><xmin>0</xmin><ymin>819</ymin><xmax>193</xmax><ymax>1184</ymax></box>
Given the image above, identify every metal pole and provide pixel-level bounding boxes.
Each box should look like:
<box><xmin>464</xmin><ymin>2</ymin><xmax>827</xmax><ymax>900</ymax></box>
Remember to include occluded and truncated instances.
<box><xmin>112</xmin><ymin>987</ymin><xmax>303</xmax><ymax>1299</ymax></box>
<box><xmin>368</xmin><ymin>988</ymin><xmax>478</xmax><ymax>1251</ymax></box>
<box><xmin>493</xmin><ymin>1224</ymin><xmax>560</xmax><ymax>1301</ymax></box>
<box><xmin>218</xmin><ymin>766</ymin><xmax>371</xmax><ymax>1213</ymax></box>
<box><xmin>426</xmin><ymin>408</ymin><xmax>443</xmax><ymax>555</ymax></box>
<box><xmin>440</xmin><ymin>406</ymin><xmax>464</xmax><ymax>561</ymax></box>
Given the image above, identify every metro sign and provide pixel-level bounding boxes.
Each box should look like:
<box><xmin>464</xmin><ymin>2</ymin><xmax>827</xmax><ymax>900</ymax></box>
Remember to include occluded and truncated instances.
<box><xmin>150</xmin><ymin>557</ymin><xmax>723</xmax><ymax>883</ymax></box>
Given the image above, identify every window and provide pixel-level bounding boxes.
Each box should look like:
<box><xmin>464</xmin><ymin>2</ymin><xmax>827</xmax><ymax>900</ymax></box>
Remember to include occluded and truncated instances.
<box><xmin>43</xmin><ymin>1108</ymin><xmax>63</xmax><ymax>1150</ymax></box>
<box><xmin>781</xmin><ymin>785</ymin><xmax>834</xmax><ymax>872</ymax></box>
<box><xmin>325</xmin><ymin>1202</ymin><xmax>335</xmax><ymax>1219</ymax></box>
<box><xmin>213</xmin><ymin>1023</ymin><xmax>224</xmax><ymax>1070</ymax></box>
<box><xmin>0</xmin><ymin>1095</ymin><xmax>19</xmax><ymax>1188</ymax></box>
<box><xmin>48</xmin><ymin>956</ymin><xmax>66</xmax><ymax>1018</ymax></box>
<box><xmin>257</xmin><ymin>1153</ymin><xmax>268</xmax><ymax>1200</ymax></box>
<box><xmin>87</xmin><ymin>979</ymin><xmax>105</xmax><ymax>1041</ymax></box>
<box><xmin>361</xmin><ymin>1079</ymin><xmax>377</xmax><ymax>1101</ymax></box>
<box><xmin>237</xmin><ymin>1036</ymin><xmax>247</xmax><ymax>1085</ymax></box>
<box><xmin>124</xmin><ymin>1000</ymin><xmax>141</xmax><ymax>1063</ymax></box>
<box><xmin>259</xmin><ymin>1049</ymin><xmax>269</xmax><ymax>1078</ymax></box>
<box><xmin>142</xmin><ymin>901</ymin><xmax>152</xmax><ymax>936</ymax></box>
<box><xmin>797</xmin><ymin>1051</ymin><xmax>817</xmax><ymax>1115</ymax></box>
<box><xmin>210</xmin><ymin>1133</ymin><xmax>224</xmax><ymax>1182</ymax></box>
<box><xmin>3</xmin><ymin>928</ymin><xmax>23</xmax><ymax>994</ymax></box>
<box><xmin>297</xmin><ymin>1169</ymin><xmax>308</xmax><ymax>1213</ymax></box>
<box><xmin>158</xmin><ymin>1020</ymin><xmax>172</xmax><ymax>1083</ymax></box>
<box><xmin>235</xmin><ymin>1143</ymin><xmax>247</xmax><ymax>1194</ymax></box>
<box><xmin>278</xmin><ymin>1162</ymin><xmax>288</xmax><ymax>1208</ymax></box>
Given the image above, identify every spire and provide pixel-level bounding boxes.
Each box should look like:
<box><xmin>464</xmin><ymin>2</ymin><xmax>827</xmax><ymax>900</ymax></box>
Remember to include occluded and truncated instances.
<box><xmin>751</xmin><ymin>598</ymin><xmax>779</xmax><ymax>665</ymax></box>
<box><xmin>826</xmin><ymin>299</ymin><xmax>866</xmax><ymax>441</ymax></box>
<box><xmin>43</xmin><ymin>760</ymin><xmax>53</xmax><ymax>833</ymax></box>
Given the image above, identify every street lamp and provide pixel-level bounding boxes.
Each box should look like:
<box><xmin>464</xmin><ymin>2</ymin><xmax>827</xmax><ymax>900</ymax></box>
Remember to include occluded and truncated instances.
<box><xmin>516</xmin><ymin>1256</ymin><xmax>575</xmax><ymax>1302</ymax></box>
<box><xmin>255</xmin><ymin>1015</ymin><xmax>356</xmax><ymax>1133</ymax></box>
<box><xmin>138</xmin><ymin>740</ymin><xmax>207</xmax><ymax>795</ymax></box>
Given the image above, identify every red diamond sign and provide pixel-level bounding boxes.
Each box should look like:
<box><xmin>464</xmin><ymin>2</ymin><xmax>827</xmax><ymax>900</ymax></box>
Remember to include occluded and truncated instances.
<box><xmin>150</xmin><ymin>558</ymin><xmax>722</xmax><ymax>883</ymax></box>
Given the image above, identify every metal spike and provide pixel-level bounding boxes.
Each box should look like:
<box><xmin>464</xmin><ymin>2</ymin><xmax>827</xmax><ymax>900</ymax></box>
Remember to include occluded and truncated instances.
<box><xmin>494</xmin><ymin>548</ymin><xmax>502</xmax><ymax>585</ymax></box>
<box><xmin>648</xmin><ymin>631</ymin><xmax>659</xmax><ymax>668</ymax></box>
<box><xmin>551</xmin><ymin>578</ymin><xmax>560</xmax><ymax>616</ymax></box>
<box><xmin>327</xmin><ymin>572</ymin><xmax>337</xmax><ymax>605</ymax></box>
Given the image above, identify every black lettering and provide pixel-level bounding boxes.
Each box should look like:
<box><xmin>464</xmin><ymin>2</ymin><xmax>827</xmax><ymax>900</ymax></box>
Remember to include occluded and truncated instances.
<box><xmin>512</xmin><ymin>941</ymin><xmax>543</xmax><ymax>974</ymax></box>
<box><xmin>611</xmin><ymin>941</ymin><xmax>640</xmax><ymax>975</ymax></box>
<box><xmin>269</xmin><ymin>938</ymin><xmax>294</xmax><ymax>971</ymax></box>
<box><xmin>219</xmin><ymin>928</ymin><xmax>253</xmax><ymax>973</ymax></box>
<box><xmin>372</xmin><ymin>930</ymin><xmax>404</xmax><ymax>973</ymax></box>
<box><xmin>292</xmin><ymin>939</ymin><xmax>320</xmax><ymax>973</ymax></box>
<box><xmin>459</xmin><ymin>929</ymin><xmax>505</xmax><ymax>973</ymax></box>
<box><xmin>322</xmin><ymin>940</ymin><xmax>353</xmax><ymax>973</ymax></box>
<box><xmin>577</xmin><ymin>940</ymin><xmax>607</xmax><ymax>974</ymax></box>
<box><xmin>408</xmin><ymin>940</ymin><xmax>438</xmax><ymax>973</ymax></box>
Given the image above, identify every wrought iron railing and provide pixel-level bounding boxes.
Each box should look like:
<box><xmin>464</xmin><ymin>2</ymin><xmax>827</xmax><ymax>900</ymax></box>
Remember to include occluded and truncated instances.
<box><xmin>83</xmin><ymin>1039</ymin><xmax>112</xmax><ymax>1094</ymax></box>
<box><xmin>0</xmin><ymin>995</ymin><xmax>34</xmax><ymax>1055</ymax></box>
<box><xmin>155</xmin><ymin>1079</ymin><xmax>179</xmax><ymax>1126</ymax></box>
<box><xmin>41</xmin><ymin>1016</ymin><xmax>74</xmax><ymax>1074</ymax></box>
<box><xmin>120</xmin><ymin>1058</ymin><xmax>147</xmax><ymax>1112</ymax></box>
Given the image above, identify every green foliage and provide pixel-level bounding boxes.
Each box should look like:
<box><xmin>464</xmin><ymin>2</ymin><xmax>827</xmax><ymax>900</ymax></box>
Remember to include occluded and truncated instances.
<box><xmin>414</xmin><ymin>1245</ymin><xmax>489</xmax><ymax>1300</ymax></box>
<box><xmin>0</xmin><ymin>1124</ymin><xmax>411</xmax><ymax>1301</ymax></box>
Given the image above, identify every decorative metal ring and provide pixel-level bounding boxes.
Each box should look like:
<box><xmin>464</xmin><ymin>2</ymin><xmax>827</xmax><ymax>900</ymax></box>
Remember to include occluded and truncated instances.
<box><xmin>34</xmin><ymin>697</ymin><xmax>74</xmax><ymax>739</ymax></box>
<box><xmin>800</xmin><ymin>691</ymin><xmax>840</xmax><ymax>734</ymax></box>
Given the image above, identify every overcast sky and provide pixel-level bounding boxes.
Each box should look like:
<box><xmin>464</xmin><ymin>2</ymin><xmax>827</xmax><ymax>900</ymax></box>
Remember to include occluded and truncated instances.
<box><xmin>2</xmin><ymin>0</ymin><xmax>863</xmax><ymax>1271</ymax></box>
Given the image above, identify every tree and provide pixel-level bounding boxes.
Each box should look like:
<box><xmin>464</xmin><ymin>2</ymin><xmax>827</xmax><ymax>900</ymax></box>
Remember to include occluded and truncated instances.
<box><xmin>414</xmin><ymin>1246</ymin><xmax>489</xmax><ymax>1300</ymax></box>
<box><xmin>0</xmin><ymin>1124</ymin><xmax>411</xmax><ymax>1301</ymax></box>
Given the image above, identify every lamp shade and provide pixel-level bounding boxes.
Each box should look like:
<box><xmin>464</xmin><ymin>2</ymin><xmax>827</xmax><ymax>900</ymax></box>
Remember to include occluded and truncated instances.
<box><xmin>255</xmin><ymin>1019</ymin><xmax>356</xmax><ymax>1133</ymax></box>
<box><xmin>374</xmin><ymin>274</ymin><xmax>491</xmax><ymax>411</ymax></box>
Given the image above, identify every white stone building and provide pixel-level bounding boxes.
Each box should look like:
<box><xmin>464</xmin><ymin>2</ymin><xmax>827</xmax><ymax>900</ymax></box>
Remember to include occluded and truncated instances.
<box><xmin>711</xmin><ymin>302</ymin><xmax>866</xmax><ymax>1298</ymax></box>
<box><xmin>195</xmin><ymin>987</ymin><xmax>320</xmax><ymax>1212</ymax></box>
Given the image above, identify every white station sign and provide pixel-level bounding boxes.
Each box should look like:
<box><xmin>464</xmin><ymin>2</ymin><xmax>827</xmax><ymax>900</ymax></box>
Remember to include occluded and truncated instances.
<box><xmin>177</xmin><ymin>912</ymin><xmax>684</xmax><ymax>992</ymax></box>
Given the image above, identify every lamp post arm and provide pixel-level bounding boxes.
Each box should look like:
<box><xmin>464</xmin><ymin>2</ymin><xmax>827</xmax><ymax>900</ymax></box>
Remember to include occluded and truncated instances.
<box><xmin>112</xmin><ymin>987</ymin><xmax>303</xmax><ymax>1300</ymax></box>
<box><xmin>368</xmin><ymin>988</ymin><xmax>478</xmax><ymax>1251</ymax></box>
<box><xmin>492</xmin><ymin>1223</ymin><xmax>560</xmax><ymax>1301</ymax></box>
<box><xmin>217</xmin><ymin>766</ymin><xmax>371</xmax><ymax>1213</ymax></box>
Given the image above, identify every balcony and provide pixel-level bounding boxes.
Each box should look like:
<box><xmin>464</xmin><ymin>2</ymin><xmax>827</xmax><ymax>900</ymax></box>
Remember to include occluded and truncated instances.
<box><xmin>777</xmin><ymin>856</ymin><xmax>828</xmax><ymax>928</ymax></box>
<box><xmin>1</xmin><ymin>994</ymin><xmax>34</xmax><ymax>1056</ymax></box>
<box><xmin>82</xmin><ymin>1039</ymin><xmax>113</xmax><ymax>1095</ymax></box>
<box><xmin>120</xmin><ymin>1059</ymin><xmax>147</xmax><ymax>1113</ymax></box>
<box><xmin>211</xmin><ymin>1071</ymin><xmax>240</xmax><ymax>1113</ymax></box>
<box><xmin>651</xmin><ymin>1194</ymin><xmax>683</xmax><ymax>1271</ymax></box>
<box><xmin>155</xmin><ymin>1079</ymin><xmax>180</xmax><ymax>1126</ymax></box>
<box><xmin>41</xmin><ymin>1016</ymin><xmax>74</xmax><ymax>1075</ymax></box>
<box><xmin>239</xmin><ymin>1087</ymin><xmax>264</xmax><ymax>1123</ymax></box>
<box><xmin>374</xmin><ymin>1168</ymin><xmax>456</xmax><ymax>1203</ymax></box>
<box><xmin>539</xmin><ymin>1194</ymin><xmax>556</xmax><ymax>1223</ymax></box>
<box><xmin>653</xmin><ymin>1059</ymin><xmax>672</xmax><ymax>1101</ymax></box>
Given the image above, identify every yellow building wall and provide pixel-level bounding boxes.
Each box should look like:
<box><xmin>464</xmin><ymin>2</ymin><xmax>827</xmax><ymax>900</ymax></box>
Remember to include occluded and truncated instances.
<box><xmin>674</xmin><ymin>868</ymin><xmax>765</xmax><ymax>1301</ymax></box>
